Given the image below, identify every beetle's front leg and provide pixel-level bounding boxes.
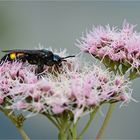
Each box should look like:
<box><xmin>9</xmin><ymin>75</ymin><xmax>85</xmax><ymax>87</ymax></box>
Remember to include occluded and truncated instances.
<box><xmin>36</xmin><ymin>64</ymin><xmax>44</xmax><ymax>75</ymax></box>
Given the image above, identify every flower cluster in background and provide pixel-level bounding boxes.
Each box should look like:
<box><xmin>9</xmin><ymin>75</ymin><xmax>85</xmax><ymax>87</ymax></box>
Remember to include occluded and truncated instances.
<box><xmin>76</xmin><ymin>21</ymin><xmax>140</xmax><ymax>71</ymax></box>
<box><xmin>0</xmin><ymin>50</ymin><xmax>132</xmax><ymax>122</ymax></box>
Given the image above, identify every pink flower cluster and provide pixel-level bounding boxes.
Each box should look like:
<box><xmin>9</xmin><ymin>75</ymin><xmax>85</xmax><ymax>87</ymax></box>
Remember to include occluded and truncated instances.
<box><xmin>76</xmin><ymin>21</ymin><xmax>140</xmax><ymax>69</ymax></box>
<box><xmin>0</xmin><ymin>54</ymin><xmax>132</xmax><ymax>121</ymax></box>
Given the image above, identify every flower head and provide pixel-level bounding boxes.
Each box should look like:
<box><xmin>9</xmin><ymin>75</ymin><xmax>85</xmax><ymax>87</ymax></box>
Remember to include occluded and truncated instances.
<box><xmin>76</xmin><ymin>21</ymin><xmax>140</xmax><ymax>76</ymax></box>
<box><xmin>0</xmin><ymin>49</ymin><xmax>133</xmax><ymax>122</ymax></box>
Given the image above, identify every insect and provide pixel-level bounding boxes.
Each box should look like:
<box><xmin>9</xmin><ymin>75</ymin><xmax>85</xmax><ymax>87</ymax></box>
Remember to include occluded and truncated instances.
<box><xmin>0</xmin><ymin>49</ymin><xmax>75</xmax><ymax>74</ymax></box>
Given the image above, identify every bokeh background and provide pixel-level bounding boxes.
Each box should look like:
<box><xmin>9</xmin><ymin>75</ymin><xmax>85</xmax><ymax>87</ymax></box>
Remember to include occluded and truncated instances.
<box><xmin>0</xmin><ymin>1</ymin><xmax>140</xmax><ymax>139</ymax></box>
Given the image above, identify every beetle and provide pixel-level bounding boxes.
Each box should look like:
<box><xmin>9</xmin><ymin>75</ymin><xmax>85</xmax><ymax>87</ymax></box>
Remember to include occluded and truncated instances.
<box><xmin>0</xmin><ymin>49</ymin><xmax>75</xmax><ymax>74</ymax></box>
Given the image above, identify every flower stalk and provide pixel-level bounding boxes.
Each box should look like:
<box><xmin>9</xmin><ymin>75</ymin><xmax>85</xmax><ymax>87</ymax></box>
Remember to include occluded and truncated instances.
<box><xmin>0</xmin><ymin>107</ymin><xmax>29</xmax><ymax>140</ymax></box>
<box><xmin>96</xmin><ymin>103</ymin><xmax>115</xmax><ymax>140</ymax></box>
<box><xmin>77</xmin><ymin>107</ymin><xmax>99</xmax><ymax>139</ymax></box>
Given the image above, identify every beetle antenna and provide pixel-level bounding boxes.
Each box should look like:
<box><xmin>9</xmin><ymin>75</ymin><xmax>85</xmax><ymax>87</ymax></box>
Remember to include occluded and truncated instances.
<box><xmin>61</xmin><ymin>55</ymin><xmax>75</xmax><ymax>60</ymax></box>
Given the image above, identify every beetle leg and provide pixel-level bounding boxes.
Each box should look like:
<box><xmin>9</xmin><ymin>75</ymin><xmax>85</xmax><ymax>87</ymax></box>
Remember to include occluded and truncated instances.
<box><xmin>36</xmin><ymin>64</ymin><xmax>44</xmax><ymax>74</ymax></box>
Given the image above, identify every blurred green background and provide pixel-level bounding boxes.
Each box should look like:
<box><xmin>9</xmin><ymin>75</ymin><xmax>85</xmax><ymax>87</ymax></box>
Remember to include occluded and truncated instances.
<box><xmin>0</xmin><ymin>1</ymin><xmax>140</xmax><ymax>139</ymax></box>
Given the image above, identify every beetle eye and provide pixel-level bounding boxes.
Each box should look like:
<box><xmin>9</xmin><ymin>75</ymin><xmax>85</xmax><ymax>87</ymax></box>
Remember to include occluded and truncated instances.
<box><xmin>53</xmin><ymin>55</ymin><xmax>61</xmax><ymax>63</ymax></box>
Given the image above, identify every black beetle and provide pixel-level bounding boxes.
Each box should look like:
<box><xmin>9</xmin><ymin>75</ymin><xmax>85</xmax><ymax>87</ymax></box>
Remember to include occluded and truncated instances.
<box><xmin>1</xmin><ymin>49</ymin><xmax>75</xmax><ymax>74</ymax></box>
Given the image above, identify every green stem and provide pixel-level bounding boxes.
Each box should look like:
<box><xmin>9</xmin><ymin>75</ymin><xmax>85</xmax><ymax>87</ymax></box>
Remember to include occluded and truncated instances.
<box><xmin>67</xmin><ymin>126</ymin><xmax>73</xmax><ymax>140</ymax></box>
<box><xmin>16</xmin><ymin>126</ymin><xmax>30</xmax><ymax>140</ymax></box>
<box><xmin>0</xmin><ymin>107</ymin><xmax>30</xmax><ymax>140</ymax></box>
<box><xmin>58</xmin><ymin>112</ymin><xmax>70</xmax><ymax>140</ymax></box>
<box><xmin>58</xmin><ymin>130</ymin><xmax>67</xmax><ymax>140</ymax></box>
<box><xmin>65</xmin><ymin>121</ymin><xmax>72</xmax><ymax>134</ymax></box>
<box><xmin>72</xmin><ymin>121</ymin><xmax>78</xmax><ymax>140</ymax></box>
<box><xmin>55</xmin><ymin>116</ymin><xmax>62</xmax><ymax>126</ymax></box>
<box><xmin>77</xmin><ymin>107</ymin><xmax>99</xmax><ymax>139</ymax></box>
<box><xmin>96</xmin><ymin>103</ymin><xmax>115</xmax><ymax>140</ymax></box>
<box><xmin>58</xmin><ymin>120</ymin><xmax>67</xmax><ymax>140</ymax></box>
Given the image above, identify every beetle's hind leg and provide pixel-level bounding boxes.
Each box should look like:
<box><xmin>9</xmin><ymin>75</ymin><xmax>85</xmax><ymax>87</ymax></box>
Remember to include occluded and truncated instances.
<box><xmin>0</xmin><ymin>55</ymin><xmax>8</xmax><ymax>64</ymax></box>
